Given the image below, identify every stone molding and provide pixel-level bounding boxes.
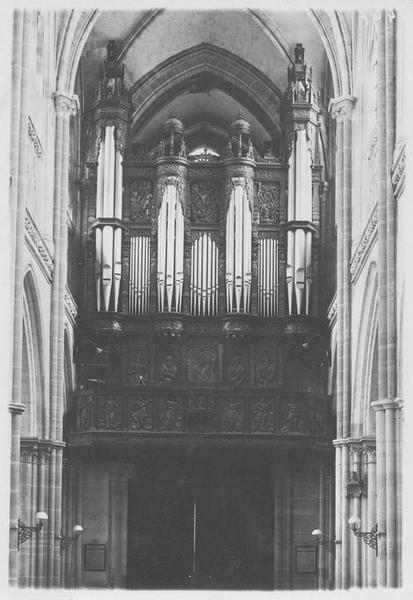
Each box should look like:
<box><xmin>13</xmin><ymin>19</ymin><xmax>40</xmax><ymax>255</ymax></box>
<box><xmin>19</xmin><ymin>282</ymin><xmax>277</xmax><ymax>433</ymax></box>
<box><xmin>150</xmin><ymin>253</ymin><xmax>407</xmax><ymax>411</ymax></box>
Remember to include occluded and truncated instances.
<box><xmin>25</xmin><ymin>209</ymin><xmax>54</xmax><ymax>282</ymax></box>
<box><xmin>53</xmin><ymin>91</ymin><xmax>79</xmax><ymax>117</ymax></box>
<box><xmin>350</xmin><ymin>204</ymin><xmax>378</xmax><ymax>284</ymax></box>
<box><xmin>65</xmin><ymin>285</ymin><xmax>78</xmax><ymax>326</ymax></box>
<box><xmin>392</xmin><ymin>140</ymin><xmax>406</xmax><ymax>201</ymax></box>
<box><xmin>27</xmin><ymin>116</ymin><xmax>44</xmax><ymax>158</ymax></box>
<box><xmin>329</xmin><ymin>95</ymin><xmax>357</xmax><ymax>121</ymax></box>
<box><xmin>327</xmin><ymin>292</ymin><xmax>337</xmax><ymax>328</ymax></box>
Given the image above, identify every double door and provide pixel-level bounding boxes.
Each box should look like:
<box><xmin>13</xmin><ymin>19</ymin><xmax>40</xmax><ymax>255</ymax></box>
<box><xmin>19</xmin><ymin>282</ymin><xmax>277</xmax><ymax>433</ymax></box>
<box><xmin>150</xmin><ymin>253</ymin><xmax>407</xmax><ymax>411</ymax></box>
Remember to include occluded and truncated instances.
<box><xmin>127</xmin><ymin>448</ymin><xmax>274</xmax><ymax>590</ymax></box>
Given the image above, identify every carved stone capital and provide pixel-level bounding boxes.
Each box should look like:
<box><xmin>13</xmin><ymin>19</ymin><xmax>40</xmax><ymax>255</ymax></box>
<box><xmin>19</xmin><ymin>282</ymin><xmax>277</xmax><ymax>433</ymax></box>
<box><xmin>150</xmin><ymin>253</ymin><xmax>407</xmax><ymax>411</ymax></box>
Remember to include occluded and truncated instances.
<box><xmin>53</xmin><ymin>92</ymin><xmax>79</xmax><ymax>118</ymax></box>
<box><xmin>329</xmin><ymin>96</ymin><xmax>356</xmax><ymax>122</ymax></box>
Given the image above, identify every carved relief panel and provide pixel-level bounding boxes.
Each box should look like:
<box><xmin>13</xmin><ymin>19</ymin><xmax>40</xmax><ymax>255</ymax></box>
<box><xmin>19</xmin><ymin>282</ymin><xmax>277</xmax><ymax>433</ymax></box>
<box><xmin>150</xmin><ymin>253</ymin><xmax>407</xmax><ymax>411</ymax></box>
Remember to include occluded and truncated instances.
<box><xmin>255</xmin><ymin>346</ymin><xmax>277</xmax><ymax>387</ymax></box>
<box><xmin>186</xmin><ymin>342</ymin><xmax>218</xmax><ymax>383</ymax></box>
<box><xmin>159</xmin><ymin>396</ymin><xmax>185</xmax><ymax>431</ymax></box>
<box><xmin>157</xmin><ymin>345</ymin><xmax>180</xmax><ymax>385</ymax></box>
<box><xmin>257</xmin><ymin>181</ymin><xmax>281</xmax><ymax>224</ymax></box>
<box><xmin>126</xmin><ymin>346</ymin><xmax>150</xmax><ymax>385</ymax></box>
<box><xmin>129</xmin><ymin>180</ymin><xmax>153</xmax><ymax>222</ymax></box>
<box><xmin>128</xmin><ymin>396</ymin><xmax>153</xmax><ymax>431</ymax></box>
<box><xmin>250</xmin><ymin>397</ymin><xmax>274</xmax><ymax>433</ymax></box>
<box><xmin>221</xmin><ymin>397</ymin><xmax>244</xmax><ymax>432</ymax></box>
<box><xmin>77</xmin><ymin>395</ymin><xmax>94</xmax><ymax>431</ymax></box>
<box><xmin>97</xmin><ymin>397</ymin><xmax>122</xmax><ymax>430</ymax></box>
<box><xmin>225</xmin><ymin>345</ymin><xmax>249</xmax><ymax>387</ymax></box>
<box><xmin>279</xmin><ymin>398</ymin><xmax>306</xmax><ymax>434</ymax></box>
<box><xmin>190</xmin><ymin>180</ymin><xmax>220</xmax><ymax>223</ymax></box>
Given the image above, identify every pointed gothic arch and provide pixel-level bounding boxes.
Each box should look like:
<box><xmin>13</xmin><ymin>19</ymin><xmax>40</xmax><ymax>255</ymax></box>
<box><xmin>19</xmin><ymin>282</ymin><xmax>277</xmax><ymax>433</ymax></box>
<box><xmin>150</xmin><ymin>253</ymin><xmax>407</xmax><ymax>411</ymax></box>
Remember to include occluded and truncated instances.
<box><xmin>21</xmin><ymin>269</ymin><xmax>47</xmax><ymax>437</ymax></box>
<box><xmin>352</xmin><ymin>261</ymin><xmax>378</xmax><ymax>436</ymax></box>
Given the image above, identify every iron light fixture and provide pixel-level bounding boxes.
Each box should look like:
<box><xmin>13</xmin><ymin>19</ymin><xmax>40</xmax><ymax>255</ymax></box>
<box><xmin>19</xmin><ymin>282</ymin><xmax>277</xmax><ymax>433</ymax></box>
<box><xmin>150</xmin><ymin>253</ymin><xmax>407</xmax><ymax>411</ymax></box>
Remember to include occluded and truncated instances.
<box><xmin>57</xmin><ymin>524</ymin><xmax>83</xmax><ymax>551</ymax></box>
<box><xmin>17</xmin><ymin>511</ymin><xmax>48</xmax><ymax>550</ymax></box>
<box><xmin>312</xmin><ymin>528</ymin><xmax>340</xmax><ymax>554</ymax></box>
<box><xmin>348</xmin><ymin>516</ymin><xmax>384</xmax><ymax>555</ymax></box>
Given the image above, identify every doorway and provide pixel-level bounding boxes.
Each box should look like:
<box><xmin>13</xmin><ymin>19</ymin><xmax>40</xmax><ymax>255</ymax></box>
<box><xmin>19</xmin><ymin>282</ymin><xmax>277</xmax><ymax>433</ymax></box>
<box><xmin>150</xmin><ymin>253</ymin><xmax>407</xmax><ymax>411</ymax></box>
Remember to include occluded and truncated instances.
<box><xmin>127</xmin><ymin>446</ymin><xmax>274</xmax><ymax>590</ymax></box>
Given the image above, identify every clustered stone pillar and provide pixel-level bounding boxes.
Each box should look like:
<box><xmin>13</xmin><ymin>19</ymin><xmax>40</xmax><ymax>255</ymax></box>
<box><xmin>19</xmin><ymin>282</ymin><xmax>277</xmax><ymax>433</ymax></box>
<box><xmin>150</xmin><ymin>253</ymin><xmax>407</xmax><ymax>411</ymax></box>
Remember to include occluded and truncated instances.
<box><xmin>371</xmin><ymin>9</ymin><xmax>400</xmax><ymax>588</ymax></box>
<box><xmin>330</xmin><ymin>95</ymin><xmax>355</xmax><ymax>590</ymax></box>
<box><xmin>47</xmin><ymin>91</ymin><xmax>78</xmax><ymax>588</ymax></box>
<box><xmin>8</xmin><ymin>9</ymin><xmax>35</xmax><ymax>587</ymax></box>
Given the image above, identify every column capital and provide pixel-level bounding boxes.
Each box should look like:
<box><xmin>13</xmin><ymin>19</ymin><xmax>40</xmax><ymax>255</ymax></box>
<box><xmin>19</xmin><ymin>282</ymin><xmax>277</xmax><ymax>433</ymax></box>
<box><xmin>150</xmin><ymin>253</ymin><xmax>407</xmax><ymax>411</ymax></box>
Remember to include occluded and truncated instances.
<box><xmin>8</xmin><ymin>403</ymin><xmax>25</xmax><ymax>415</ymax></box>
<box><xmin>53</xmin><ymin>91</ymin><xmax>79</xmax><ymax>117</ymax></box>
<box><xmin>371</xmin><ymin>398</ymin><xmax>397</xmax><ymax>411</ymax></box>
<box><xmin>329</xmin><ymin>96</ymin><xmax>357</xmax><ymax>122</ymax></box>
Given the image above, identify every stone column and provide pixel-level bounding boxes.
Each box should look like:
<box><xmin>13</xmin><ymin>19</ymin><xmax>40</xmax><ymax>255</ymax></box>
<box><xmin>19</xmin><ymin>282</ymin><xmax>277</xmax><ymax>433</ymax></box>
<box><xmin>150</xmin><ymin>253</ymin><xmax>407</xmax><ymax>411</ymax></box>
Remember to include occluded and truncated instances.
<box><xmin>363</xmin><ymin>442</ymin><xmax>377</xmax><ymax>587</ymax></box>
<box><xmin>47</xmin><ymin>92</ymin><xmax>77</xmax><ymax>587</ymax></box>
<box><xmin>341</xmin><ymin>443</ymin><xmax>350</xmax><ymax>589</ymax></box>
<box><xmin>351</xmin><ymin>445</ymin><xmax>362</xmax><ymax>587</ymax></box>
<box><xmin>372</xmin><ymin>402</ymin><xmax>386</xmax><ymax>586</ymax></box>
<box><xmin>330</xmin><ymin>96</ymin><xmax>355</xmax><ymax>591</ymax></box>
<box><xmin>8</xmin><ymin>10</ymin><xmax>34</xmax><ymax>586</ymax></box>
<box><xmin>326</xmin><ymin>474</ymin><xmax>335</xmax><ymax>589</ymax></box>
<box><xmin>384</xmin><ymin>402</ymin><xmax>397</xmax><ymax>586</ymax></box>
<box><xmin>318</xmin><ymin>464</ymin><xmax>326</xmax><ymax>589</ymax></box>
<box><xmin>36</xmin><ymin>444</ymin><xmax>50</xmax><ymax>587</ymax></box>
<box><xmin>333</xmin><ymin>441</ymin><xmax>342</xmax><ymax>588</ymax></box>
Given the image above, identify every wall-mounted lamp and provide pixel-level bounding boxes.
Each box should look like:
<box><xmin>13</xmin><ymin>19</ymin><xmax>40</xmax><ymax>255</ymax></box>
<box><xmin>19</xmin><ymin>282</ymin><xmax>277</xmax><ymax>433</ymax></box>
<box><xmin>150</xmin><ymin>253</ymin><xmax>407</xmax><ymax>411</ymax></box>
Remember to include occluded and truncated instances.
<box><xmin>57</xmin><ymin>524</ymin><xmax>83</xmax><ymax>552</ymax></box>
<box><xmin>348</xmin><ymin>516</ymin><xmax>384</xmax><ymax>555</ymax></box>
<box><xmin>17</xmin><ymin>512</ymin><xmax>48</xmax><ymax>550</ymax></box>
<box><xmin>76</xmin><ymin>340</ymin><xmax>104</xmax><ymax>356</ymax></box>
<box><xmin>301</xmin><ymin>334</ymin><xmax>331</xmax><ymax>367</ymax></box>
<box><xmin>312</xmin><ymin>528</ymin><xmax>340</xmax><ymax>554</ymax></box>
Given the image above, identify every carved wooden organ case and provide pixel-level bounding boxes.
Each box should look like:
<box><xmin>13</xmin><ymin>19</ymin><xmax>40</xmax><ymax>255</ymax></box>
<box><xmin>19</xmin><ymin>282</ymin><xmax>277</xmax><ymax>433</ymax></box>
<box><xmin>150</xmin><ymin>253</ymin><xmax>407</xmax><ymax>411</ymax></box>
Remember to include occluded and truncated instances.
<box><xmin>74</xmin><ymin>42</ymin><xmax>331</xmax><ymax>443</ymax></box>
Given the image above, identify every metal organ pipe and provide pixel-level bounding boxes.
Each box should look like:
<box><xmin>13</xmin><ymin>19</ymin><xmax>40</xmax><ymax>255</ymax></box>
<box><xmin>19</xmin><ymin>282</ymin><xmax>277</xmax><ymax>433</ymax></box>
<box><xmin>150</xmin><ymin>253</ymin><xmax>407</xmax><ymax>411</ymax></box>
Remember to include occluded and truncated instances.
<box><xmin>157</xmin><ymin>178</ymin><xmax>184</xmax><ymax>312</ymax></box>
<box><xmin>258</xmin><ymin>237</ymin><xmax>279</xmax><ymax>317</ymax></box>
<box><xmin>190</xmin><ymin>233</ymin><xmax>218</xmax><ymax>316</ymax></box>
<box><xmin>128</xmin><ymin>235</ymin><xmax>150</xmax><ymax>315</ymax></box>
<box><xmin>94</xmin><ymin>125</ymin><xmax>124</xmax><ymax>312</ymax></box>
<box><xmin>226</xmin><ymin>177</ymin><xmax>252</xmax><ymax>313</ymax></box>
<box><xmin>287</xmin><ymin>128</ymin><xmax>313</xmax><ymax>315</ymax></box>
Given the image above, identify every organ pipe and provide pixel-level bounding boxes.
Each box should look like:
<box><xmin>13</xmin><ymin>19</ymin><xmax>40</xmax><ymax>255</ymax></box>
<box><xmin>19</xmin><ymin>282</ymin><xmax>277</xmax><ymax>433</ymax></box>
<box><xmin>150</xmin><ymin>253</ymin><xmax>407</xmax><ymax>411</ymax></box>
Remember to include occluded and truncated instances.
<box><xmin>157</xmin><ymin>177</ymin><xmax>184</xmax><ymax>312</ymax></box>
<box><xmin>226</xmin><ymin>177</ymin><xmax>252</xmax><ymax>313</ymax></box>
<box><xmin>287</xmin><ymin>128</ymin><xmax>313</xmax><ymax>315</ymax></box>
<box><xmin>258</xmin><ymin>237</ymin><xmax>279</xmax><ymax>317</ymax></box>
<box><xmin>94</xmin><ymin>125</ymin><xmax>124</xmax><ymax>312</ymax></box>
<box><xmin>128</xmin><ymin>235</ymin><xmax>150</xmax><ymax>315</ymax></box>
<box><xmin>190</xmin><ymin>233</ymin><xmax>218</xmax><ymax>316</ymax></box>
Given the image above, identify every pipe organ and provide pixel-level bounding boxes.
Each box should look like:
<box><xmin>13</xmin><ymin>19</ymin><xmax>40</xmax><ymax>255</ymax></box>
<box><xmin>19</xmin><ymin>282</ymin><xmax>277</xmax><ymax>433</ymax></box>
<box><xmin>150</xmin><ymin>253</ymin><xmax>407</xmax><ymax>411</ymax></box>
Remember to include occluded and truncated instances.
<box><xmin>84</xmin><ymin>43</ymin><xmax>323</xmax><ymax>323</ymax></box>
<box><xmin>191</xmin><ymin>233</ymin><xmax>219</xmax><ymax>316</ymax></box>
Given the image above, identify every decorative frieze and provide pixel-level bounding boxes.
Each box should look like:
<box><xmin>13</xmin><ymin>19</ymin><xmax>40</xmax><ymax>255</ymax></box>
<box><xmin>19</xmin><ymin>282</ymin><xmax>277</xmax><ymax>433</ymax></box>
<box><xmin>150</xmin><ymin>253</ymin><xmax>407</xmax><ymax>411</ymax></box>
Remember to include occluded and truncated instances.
<box><xmin>24</xmin><ymin>210</ymin><xmax>54</xmax><ymax>281</ymax></box>
<box><xmin>71</xmin><ymin>391</ymin><xmax>331</xmax><ymax>438</ymax></box>
<box><xmin>350</xmin><ymin>205</ymin><xmax>378</xmax><ymax>283</ymax></box>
